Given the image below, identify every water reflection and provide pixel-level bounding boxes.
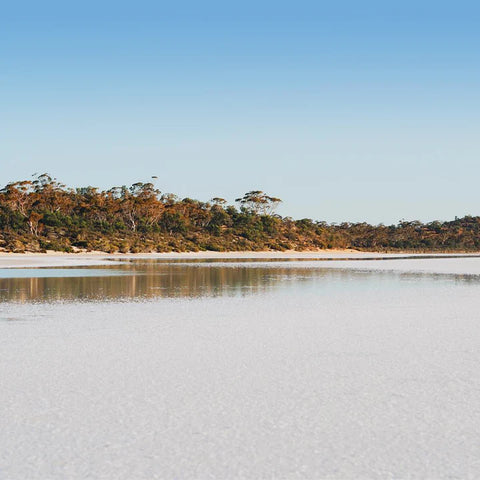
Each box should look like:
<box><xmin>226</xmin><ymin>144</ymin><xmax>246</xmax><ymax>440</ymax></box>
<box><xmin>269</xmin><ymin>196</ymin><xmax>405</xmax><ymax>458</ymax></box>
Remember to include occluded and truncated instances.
<box><xmin>0</xmin><ymin>260</ymin><xmax>478</xmax><ymax>303</ymax></box>
<box><xmin>0</xmin><ymin>263</ymin><xmax>318</xmax><ymax>302</ymax></box>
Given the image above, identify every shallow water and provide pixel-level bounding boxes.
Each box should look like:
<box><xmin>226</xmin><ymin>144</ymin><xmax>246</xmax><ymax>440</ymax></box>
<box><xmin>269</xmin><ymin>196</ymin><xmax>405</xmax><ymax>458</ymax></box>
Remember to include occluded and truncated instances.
<box><xmin>1</xmin><ymin>257</ymin><xmax>479</xmax><ymax>479</ymax></box>
<box><xmin>1</xmin><ymin>257</ymin><xmax>480</xmax><ymax>303</ymax></box>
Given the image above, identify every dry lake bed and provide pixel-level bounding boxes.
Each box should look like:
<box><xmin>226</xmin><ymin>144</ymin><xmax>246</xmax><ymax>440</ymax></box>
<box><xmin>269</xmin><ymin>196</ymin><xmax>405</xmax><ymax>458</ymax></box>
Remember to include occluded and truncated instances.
<box><xmin>1</xmin><ymin>253</ymin><xmax>479</xmax><ymax>479</ymax></box>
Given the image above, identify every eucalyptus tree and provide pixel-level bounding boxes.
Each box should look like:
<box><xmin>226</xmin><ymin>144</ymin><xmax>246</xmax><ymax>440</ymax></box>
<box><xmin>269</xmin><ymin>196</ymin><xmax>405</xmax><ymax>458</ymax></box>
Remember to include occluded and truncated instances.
<box><xmin>235</xmin><ymin>191</ymin><xmax>282</xmax><ymax>215</ymax></box>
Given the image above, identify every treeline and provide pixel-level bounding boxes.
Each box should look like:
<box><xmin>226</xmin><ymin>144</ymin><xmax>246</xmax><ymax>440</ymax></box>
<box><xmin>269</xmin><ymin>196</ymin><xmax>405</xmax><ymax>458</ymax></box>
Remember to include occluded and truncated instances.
<box><xmin>1</xmin><ymin>174</ymin><xmax>480</xmax><ymax>253</ymax></box>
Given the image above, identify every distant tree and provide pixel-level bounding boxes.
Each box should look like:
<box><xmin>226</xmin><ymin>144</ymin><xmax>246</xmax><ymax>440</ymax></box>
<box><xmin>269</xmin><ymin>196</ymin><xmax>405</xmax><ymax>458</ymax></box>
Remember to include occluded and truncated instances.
<box><xmin>0</xmin><ymin>180</ymin><xmax>35</xmax><ymax>217</ymax></box>
<box><xmin>112</xmin><ymin>182</ymin><xmax>163</xmax><ymax>231</ymax></box>
<box><xmin>28</xmin><ymin>211</ymin><xmax>43</xmax><ymax>237</ymax></box>
<box><xmin>235</xmin><ymin>191</ymin><xmax>282</xmax><ymax>215</ymax></box>
<box><xmin>210</xmin><ymin>197</ymin><xmax>227</xmax><ymax>206</ymax></box>
<box><xmin>31</xmin><ymin>173</ymin><xmax>73</xmax><ymax>214</ymax></box>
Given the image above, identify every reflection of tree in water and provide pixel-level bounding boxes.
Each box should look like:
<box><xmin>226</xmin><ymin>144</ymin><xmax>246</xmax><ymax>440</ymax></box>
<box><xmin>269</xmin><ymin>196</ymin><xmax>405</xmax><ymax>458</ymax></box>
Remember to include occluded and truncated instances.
<box><xmin>1</xmin><ymin>261</ymin><xmax>478</xmax><ymax>303</ymax></box>
<box><xmin>0</xmin><ymin>264</ymin><xmax>305</xmax><ymax>302</ymax></box>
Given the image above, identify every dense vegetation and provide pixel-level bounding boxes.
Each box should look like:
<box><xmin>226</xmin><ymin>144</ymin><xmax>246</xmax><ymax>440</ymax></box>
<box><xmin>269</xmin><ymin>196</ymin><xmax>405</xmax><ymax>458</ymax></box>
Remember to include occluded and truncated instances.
<box><xmin>1</xmin><ymin>174</ymin><xmax>480</xmax><ymax>253</ymax></box>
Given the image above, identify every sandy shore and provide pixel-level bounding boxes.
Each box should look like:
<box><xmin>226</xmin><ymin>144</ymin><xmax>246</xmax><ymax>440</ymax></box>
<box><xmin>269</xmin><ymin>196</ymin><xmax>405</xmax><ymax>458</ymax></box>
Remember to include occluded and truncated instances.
<box><xmin>0</xmin><ymin>250</ymin><xmax>479</xmax><ymax>269</ymax></box>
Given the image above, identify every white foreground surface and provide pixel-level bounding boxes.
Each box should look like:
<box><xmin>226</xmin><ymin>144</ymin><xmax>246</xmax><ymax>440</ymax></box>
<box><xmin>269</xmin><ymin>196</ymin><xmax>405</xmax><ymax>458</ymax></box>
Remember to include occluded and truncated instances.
<box><xmin>1</xmin><ymin>259</ymin><xmax>480</xmax><ymax>479</ymax></box>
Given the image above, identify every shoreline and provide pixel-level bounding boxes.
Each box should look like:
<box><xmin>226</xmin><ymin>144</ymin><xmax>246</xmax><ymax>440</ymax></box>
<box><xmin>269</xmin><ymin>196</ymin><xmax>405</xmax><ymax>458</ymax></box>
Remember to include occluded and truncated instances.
<box><xmin>1</xmin><ymin>249</ymin><xmax>480</xmax><ymax>269</ymax></box>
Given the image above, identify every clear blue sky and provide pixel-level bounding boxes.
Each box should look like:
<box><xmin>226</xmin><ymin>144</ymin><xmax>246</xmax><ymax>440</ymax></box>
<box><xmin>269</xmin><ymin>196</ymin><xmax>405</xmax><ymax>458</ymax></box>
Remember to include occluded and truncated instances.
<box><xmin>1</xmin><ymin>0</ymin><xmax>479</xmax><ymax>224</ymax></box>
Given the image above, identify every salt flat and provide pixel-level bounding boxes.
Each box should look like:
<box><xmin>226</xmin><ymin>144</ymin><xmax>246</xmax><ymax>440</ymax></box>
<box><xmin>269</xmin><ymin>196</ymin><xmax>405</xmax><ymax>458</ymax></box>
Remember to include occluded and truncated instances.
<box><xmin>309</xmin><ymin>256</ymin><xmax>480</xmax><ymax>276</ymax></box>
<box><xmin>1</xmin><ymin>257</ymin><xmax>479</xmax><ymax>479</ymax></box>
<box><xmin>0</xmin><ymin>250</ymin><xmax>473</xmax><ymax>269</ymax></box>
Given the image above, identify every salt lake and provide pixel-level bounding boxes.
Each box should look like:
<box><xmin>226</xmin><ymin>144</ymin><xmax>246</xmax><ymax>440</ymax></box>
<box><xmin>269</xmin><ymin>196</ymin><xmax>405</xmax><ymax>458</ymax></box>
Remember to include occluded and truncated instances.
<box><xmin>1</xmin><ymin>255</ymin><xmax>479</xmax><ymax>479</ymax></box>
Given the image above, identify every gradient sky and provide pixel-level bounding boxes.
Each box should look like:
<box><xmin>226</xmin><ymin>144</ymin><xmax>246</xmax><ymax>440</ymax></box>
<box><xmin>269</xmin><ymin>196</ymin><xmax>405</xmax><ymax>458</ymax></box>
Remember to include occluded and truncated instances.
<box><xmin>1</xmin><ymin>0</ymin><xmax>479</xmax><ymax>224</ymax></box>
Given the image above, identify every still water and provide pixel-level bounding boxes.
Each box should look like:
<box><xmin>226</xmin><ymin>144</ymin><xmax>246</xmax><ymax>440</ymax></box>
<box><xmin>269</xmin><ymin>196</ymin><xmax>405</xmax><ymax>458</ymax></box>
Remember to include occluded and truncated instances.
<box><xmin>1</xmin><ymin>257</ymin><xmax>478</xmax><ymax>302</ymax></box>
<box><xmin>1</xmin><ymin>257</ymin><xmax>480</xmax><ymax>479</ymax></box>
